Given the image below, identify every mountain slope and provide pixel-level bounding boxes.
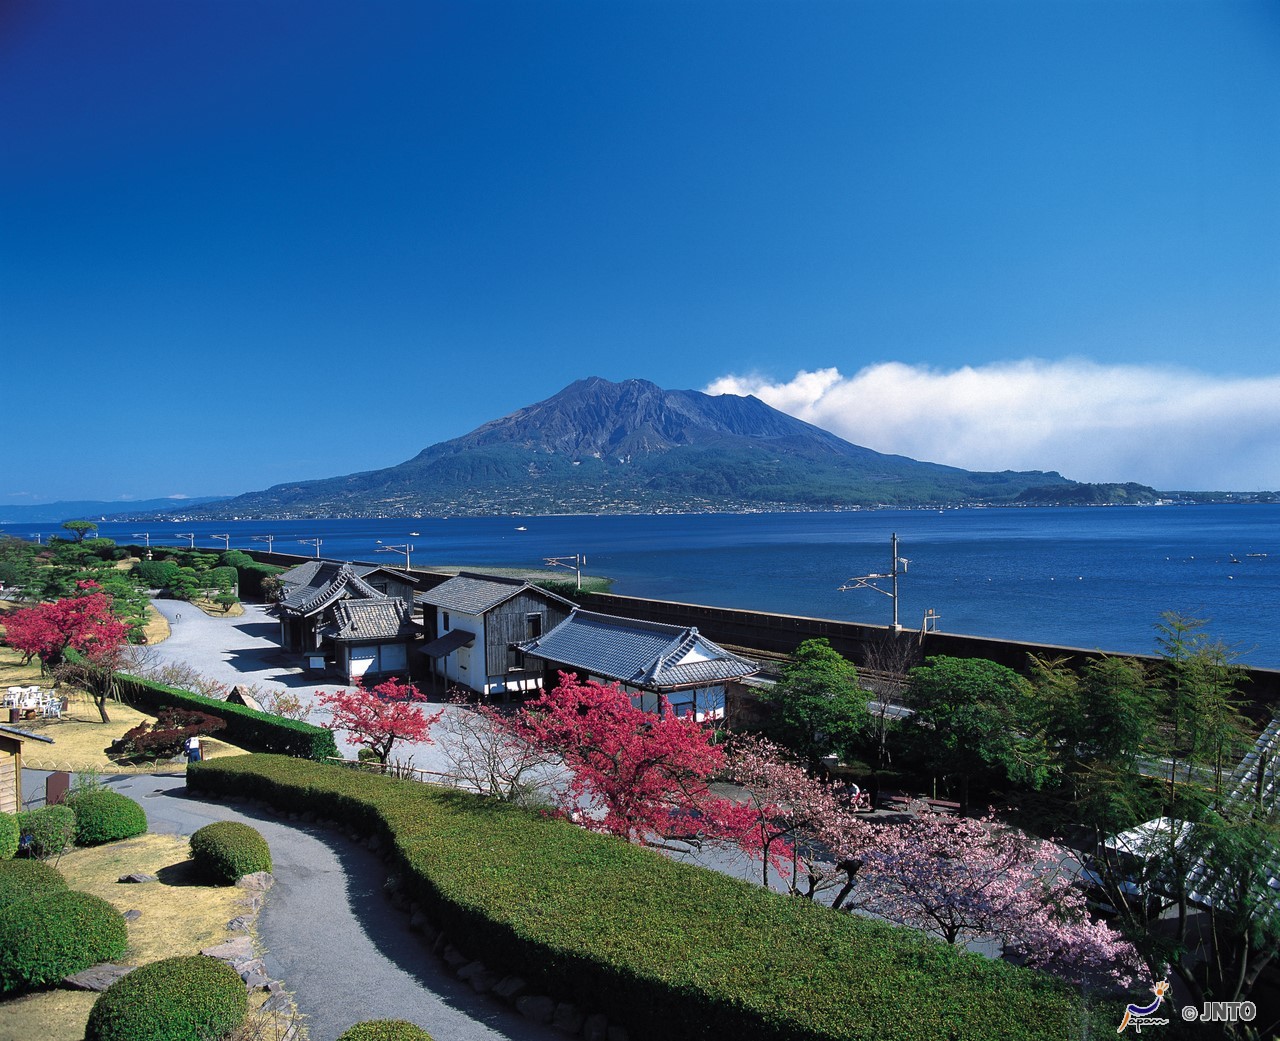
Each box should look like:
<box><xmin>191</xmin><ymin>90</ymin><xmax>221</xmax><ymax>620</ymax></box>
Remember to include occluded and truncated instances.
<box><xmin>177</xmin><ymin>377</ymin><xmax>1143</xmax><ymax>518</ymax></box>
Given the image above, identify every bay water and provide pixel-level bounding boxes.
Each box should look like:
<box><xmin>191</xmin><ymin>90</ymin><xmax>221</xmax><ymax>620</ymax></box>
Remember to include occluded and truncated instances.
<box><xmin>24</xmin><ymin>504</ymin><xmax>1279</xmax><ymax>668</ymax></box>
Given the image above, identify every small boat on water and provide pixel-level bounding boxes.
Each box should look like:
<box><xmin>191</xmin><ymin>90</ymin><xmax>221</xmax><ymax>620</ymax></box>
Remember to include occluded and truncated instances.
<box><xmin>515</xmin><ymin>526</ymin><xmax>528</xmax><ymax>531</ymax></box>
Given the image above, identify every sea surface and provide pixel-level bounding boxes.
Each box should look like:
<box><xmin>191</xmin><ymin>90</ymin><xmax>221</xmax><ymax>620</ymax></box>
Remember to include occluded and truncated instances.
<box><xmin>21</xmin><ymin>504</ymin><xmax>1280</xmax><ymax>669</ymax></box>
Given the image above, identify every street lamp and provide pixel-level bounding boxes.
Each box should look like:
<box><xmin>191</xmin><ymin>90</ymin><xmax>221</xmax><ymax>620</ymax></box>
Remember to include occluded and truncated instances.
<box><xmin>376</xmin><ymin>543</ymin><xmax>413</xmax><ymax>570</ymax></box>
<box><xmin>299</xmin><ymin>538</ymin><xmax>323</xmax><ymax>558</ymax></box>
<box><xmin>131</xmin><ymin>532</ymin><xmax>151</xmax><ymax>548</ymax></box>
<box><xmin>176</xmin><ymin>533</ymin><xmax>196</xmax><ymax>548</ymax></box>
<box><xmin>251</xmin><ymin>535</ymin><xmax>275</xmax><ymax>554</ymax></box>
<box><xmin>544</xmin><ymin>553</ymin><xmax>585</xmax><ymax>591</ymax></box>
<box><xmin>210</xmin><ymin>534</ymin><xmax>230</xmax><ymax>551</ymax></box>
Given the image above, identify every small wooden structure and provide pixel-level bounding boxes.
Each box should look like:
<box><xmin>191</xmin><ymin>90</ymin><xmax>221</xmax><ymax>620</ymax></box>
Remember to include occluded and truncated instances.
<box><xmin>0</xmin><ymin>724</ymin><xmax>55</xmax><ymax>814</ymax></box>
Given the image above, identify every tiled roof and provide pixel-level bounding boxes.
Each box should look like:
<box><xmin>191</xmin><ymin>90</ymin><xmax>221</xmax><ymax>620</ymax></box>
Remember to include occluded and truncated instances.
<box><xmin>516</xmin><ymin>608</ymin><xmax>757</xmax><ymax>690</ymax></box>
<box><xmin>416</xmin><ymin>573</ymin><xmax>574</xmax><ymax>616</ymax></box>
<box><xmin>280</xmin><ymin>563</ymin><xmax>384</xmax><ymax>616</ymax></box>
<box><xmin>323</xmin><ymin>598</ymin><xmax>418</xmax><ymax>642</ymax></box>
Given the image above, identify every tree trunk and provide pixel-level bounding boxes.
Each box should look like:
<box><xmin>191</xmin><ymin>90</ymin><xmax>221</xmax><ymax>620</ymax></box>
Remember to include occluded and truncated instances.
<box><xmin>94</xmin><ymin>692</ymin><xmax>111</xmax><ymax>724</ymax></box>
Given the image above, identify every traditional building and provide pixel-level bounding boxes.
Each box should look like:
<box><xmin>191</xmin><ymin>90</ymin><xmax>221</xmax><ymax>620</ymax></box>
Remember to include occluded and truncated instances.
<box><xmin>416</xmin><ymin>573</ymin><xmax>574</xmax><ymax>697</ymax></box>
<box><xmin>516</xmin><ymin>607</ymin><xmax>758</xmax><ymax>720</ymax></box>
<box><xmin>276</xmin><ymin>561</ymin><xmax>420</xmax><ymax>679</ymax></box>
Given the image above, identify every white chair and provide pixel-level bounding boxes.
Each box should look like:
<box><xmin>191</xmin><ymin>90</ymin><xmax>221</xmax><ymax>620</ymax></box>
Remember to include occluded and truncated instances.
<box><xmin>42</xmin><ymin>697</ymin><xmax>65</xmax><ymax>719</ymax></box>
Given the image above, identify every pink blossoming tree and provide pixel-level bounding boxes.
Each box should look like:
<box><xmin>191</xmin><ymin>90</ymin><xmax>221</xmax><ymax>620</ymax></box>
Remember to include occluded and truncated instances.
<box><xmin>318</xmin><ymin>676</ymin><xmax>443</xmax><ymax>765</ymax></box>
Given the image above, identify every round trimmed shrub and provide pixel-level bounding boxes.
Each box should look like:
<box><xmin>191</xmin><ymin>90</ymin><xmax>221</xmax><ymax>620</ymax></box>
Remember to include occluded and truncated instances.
<box><xmin>0</xmin><ymin>812</ymin><xmax>17</xmax><ymax>859</ymax></box>
<box><xmin>17</xmin><ymin>804</ymin><xmax>76</xmax><ymax>859</ymax></box>
<box><xmin>189</xmin><ymin>821</ymin><xmax>271</xmax><ymax>884</ymax></box>
<box><xmin>66</xmin><ymin>790</ymin><xmax>148</xmax><ymax>846</ymax></box>
<box><xmin>85</xmin><ymin>954</ymin><xmax>247</xmax><ymax>1041</ymax></box>
<box><xmin>337</xmin><ymin>1022</ymin><xmax>436</xmax><ymax>1041</ymax></box>
<box><xmin>0</xmin><ymin>890</ymin><xmax>127</xmax><ymax>994</ymax></box>
<box><xmin>0</xmin><ymin>859</ymin><xmax>68</xmax><ymax>911</ymax></box>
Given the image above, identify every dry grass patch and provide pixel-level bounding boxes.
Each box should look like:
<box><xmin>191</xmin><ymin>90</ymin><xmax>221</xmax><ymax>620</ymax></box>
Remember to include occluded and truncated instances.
<box><xmin>193</xmin><ymin>597</ymin><xmax>246</xmax><ymax>618</ymax></box>
<box><xmin>139</xmin><ymin>602</ymin><xmax>171</xmax><ymax>645</ymax></box>
<box><xmin>0</xmin><ymin>834</ymin><xmax>287</xmax><ymax>1041</ymax></box>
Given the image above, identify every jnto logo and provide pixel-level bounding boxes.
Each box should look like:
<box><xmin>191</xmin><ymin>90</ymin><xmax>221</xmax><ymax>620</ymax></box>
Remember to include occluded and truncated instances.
<box><xmin>1118</xmin><ymin>980</ymin><xmax>1171</xmax><ymax>1034</ymax></box>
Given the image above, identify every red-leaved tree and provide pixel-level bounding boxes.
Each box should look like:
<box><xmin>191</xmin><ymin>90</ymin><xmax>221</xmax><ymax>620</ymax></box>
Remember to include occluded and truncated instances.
<box><xmin>4</xmin><ymin>582</ymin><xmax>130</xmax><ymax>671</ymax></box>
<box><xmin>518</xmin><ymin>674</ymin><xmax>764</xmax><ymax>853</ymax></box>
<box><xmin>318</xmin><ymin>677</ymin><xmax>443</xmax><ymax>765</ymax></box>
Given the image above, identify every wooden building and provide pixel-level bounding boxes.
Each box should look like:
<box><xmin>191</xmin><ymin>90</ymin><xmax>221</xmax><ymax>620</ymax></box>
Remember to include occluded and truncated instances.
<box><xmin>416</xmin><ymin>573</ymin><xmax>574</xmax><ymax>697</ymax></box>
<box><xmin>0</xmin><ymin>725</ymin><xmax>54</xmax><ymax>814</ymax></box>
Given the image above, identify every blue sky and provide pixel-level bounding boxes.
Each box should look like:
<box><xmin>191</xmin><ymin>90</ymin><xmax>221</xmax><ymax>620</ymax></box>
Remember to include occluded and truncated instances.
<box><xmin>2</xmin><ymin>0</ymin><xmax>1278</xmax><ymax>505</ymax></box>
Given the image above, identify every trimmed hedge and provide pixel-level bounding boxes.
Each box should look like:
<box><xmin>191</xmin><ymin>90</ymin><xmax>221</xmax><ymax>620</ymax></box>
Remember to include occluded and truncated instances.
<box><xmin>189</xmin><ymin>821</ymin><xmax>272</xmax><ymax>884</ymax></box>
<box><xmin>85</xmin><ymin>954</ymin><xmax>248</xmax><ymax>1041</ymax></box>
<box><xmin>17</xmin><ymin>805</ymin><xmax>76</xmax><ymax>859</ymax></box>
<box><xmin>190</xmin><ymin>755</ymin><xmax>1107</xmax><ymax>1041</ymax></box>
<box><xmin>113</xmin><ymin>672</ymin><xmax>337</xmax><ymax>760</ymax></box>
<box><xmin>66</xmin><ymin>790</ymin><xmax>148</xmax><ymax>846</ymax></box>
<box><xmin>0</xmin><ymin>859</ymin><xmax>68</xmax><ymax>911</ymax></box>
<box><xmin>0</xmin><ymin>890</ymin><xmax>127</xmax><ymax>994</ymax></box>
<box><xmin>337</xmin><ymin>1022</ymin><xmax>435</xmax><ymax>1041</ymax></box>
<box><xmin>0</xmin><ymin>812</ymin><xmax>17</xmax><ymax>859</ymax></box>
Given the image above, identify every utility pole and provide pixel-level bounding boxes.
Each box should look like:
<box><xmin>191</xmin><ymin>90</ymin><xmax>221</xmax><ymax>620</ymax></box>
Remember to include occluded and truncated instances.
<box><xmin>544</xmin><ymin>553</ymin><xmax>585</xmax><ymax>590</ymax></box>
<box><xmin>838</xmin><ymin>532</ymin><xmax>910</xmax><ymax>629</ymax></box>
<box><xmin>210</xmin><ymin>533</ymin><xmax>230</xmax><ymax>551</ymax></box>
<box><xmin>376</xmin><ymin>543</ymin><xmax>414</xmax><ymax>570</ymax></box>
<box><xmin>176</xmin><ymin>532</ymin><xmax>196</xmax><ymax>548</ymax></box>
<box><xmin>131</xmin><ymin>532</ymin><xmax>151</xmax><ymax>548</ymax></box>
<box><xmin>299</xmin><ymin>538</ymin><xmax>323</xmax><ymax>559</ymax></box>
<box><xmin>251</xmin><ymin>534</ymin><xmax>275</xmax><ymax>554</ymax></box>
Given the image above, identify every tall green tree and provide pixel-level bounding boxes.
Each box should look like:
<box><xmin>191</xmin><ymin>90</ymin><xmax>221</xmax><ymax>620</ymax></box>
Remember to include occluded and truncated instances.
<box><xmin>61</xmin><ymin>520</ymin><xmax>97</xmax><ymax>542</ymax></box>
<box><xmin>759</xmin><ymin>638</ymin><xmax>869</xmax><ymax>772</ymax></box>
<box><xmin>905</xmin><ymin>655</ymin><xmax>1045</xmax><ymax>812</ymax></box>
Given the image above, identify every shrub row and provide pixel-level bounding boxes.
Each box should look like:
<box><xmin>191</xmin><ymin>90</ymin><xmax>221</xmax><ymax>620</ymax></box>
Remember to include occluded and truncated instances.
<box><xmin>338</xmin><ymin>1022</ymin><xmax>435</xmax><ymax>1041</ymax></box>
<box><xmin>189</xmin><ymin>755</ymin><xmax>1103</xmax><ymax>1041</ymax></box>
<box><xmin>85</xmin><ymin>954</ymin><xmax>247</xmax><ymax>1041</ymax></box>
<box><xmin>113</xmin><ymin>673</ymin><xmax>337</xmax><ymax>760</ymax></box>
<box><xmin>189</xmin><ymin>821</ymin><xmax>271</xmax><ymax>884</ymax></box>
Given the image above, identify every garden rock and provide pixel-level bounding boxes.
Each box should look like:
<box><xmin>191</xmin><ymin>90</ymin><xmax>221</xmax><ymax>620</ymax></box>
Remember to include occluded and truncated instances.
<box><xmin>123</xmin><ymin>910</ymin><xmax>142</xmax><ymax>922</ymax></box>
<box><xmin>63</xmin><ymin>964</ymin><xmax>136</xmax><ymax>991</ymax></box>
<box><xmin>552</xmin><ymin>1002</ymin><xmax>584</xmax><ymax>1035</ymax></box>
<box><xmin>202</xmin><ymin>936</ymin><xmax>254</xmax><ymax>962</ymax></box>
<box><xmin>492</xmin><ymin>975</ymin><xmax>528</xmax><ymax>1003</ymax></box>
<box><xmin>516</xmin><ymin>995</ymin><xmax>556</xmax><ymax>1024</ymax></box>
<box><xmin>236</xmin><ymin>871</ymin><xmax>274</xmax><ymax>891</ymax></box>
<box><xmin>117</xmin><ymin>872</ymin><xmax>157</xmax><ymax>884</ymax></box>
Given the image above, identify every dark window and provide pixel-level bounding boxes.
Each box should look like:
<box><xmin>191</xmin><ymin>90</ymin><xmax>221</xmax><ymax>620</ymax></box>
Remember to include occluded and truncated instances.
<box><xmin>442</xmin><ymin>611</ymin><xmax>450</xmax><ymax>631</ymax></box>
<box><xmin>526</xmin><ymin>612</ymin><xmax>543</xmax><ymax>639</ymax></box>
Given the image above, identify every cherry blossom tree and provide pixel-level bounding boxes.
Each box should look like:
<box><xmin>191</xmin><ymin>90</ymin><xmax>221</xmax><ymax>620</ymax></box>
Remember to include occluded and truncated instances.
<box><xmin>727</xmin><ymin>734</ymin><xmax>872</xmax><ymax>896</ymax></box>
<box><xmin>318</xmin><ymin>677</ymin><xmax>443</xmax><ymax>766</ymax></box>
<box><xmin>518</xmin><ymin>674</ymin><xmax>764</xmax><ymax>852</ymax></box>
<box><xmin>857</xmin><ymin>810</ymin><xmax>1145</xmax><ymax>987</ymax></box>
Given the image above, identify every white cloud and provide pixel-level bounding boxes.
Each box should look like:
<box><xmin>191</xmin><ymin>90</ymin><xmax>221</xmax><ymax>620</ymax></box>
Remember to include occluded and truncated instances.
<box><xmin>706</xmin><ymin>361</ymin><xmax>1280</xmax><ymax>490</ymax></box>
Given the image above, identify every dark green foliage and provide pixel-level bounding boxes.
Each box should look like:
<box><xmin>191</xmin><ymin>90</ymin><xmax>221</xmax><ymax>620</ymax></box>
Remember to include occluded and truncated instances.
<box><xmin>0</xmin><ymin>859</ymin><xmax>68</xmax><ymax>910</ymax></box>
<box><xmin>0</xmin><ymin>890</ymin><xmax>127</xmax><ymax>994</ymax></box>
<box><xmin>759</xmin><ymin>638</ymin><xmax>869</xmax><ymax>769</ymax></box>
<box><xmin>85</xmin><ymin>954</ymin><xmax>248</xmax><ymax>1041</ymax></box>
<box><xmin>190</xmin><ymin>755</ymin><xmax>1104</xmax><ymax>1041</ymax></box>
<box><xmin>0</xmin><ymin>812</ymin><xmax>17</xmax><ymax>859</ymax></box>
<box><xmin>202</xmin><ymin>565</ymin><xmax>238</xmax><ymax>592</ymax></box>
<box><xmin>65</xmin><ymin>790</ymin><xmax>148</xmax><ymax>846</ymax></box>
<box><xmin>189</xmin><ymin>821</ymin><xmax>271</xmax><ymax>884</ymax></box>
<box><xmin>110</xmin><ymin>706</ymin><xmax>226</xmax><ymax>761</ymax></box>
<box><xmin>133</xmin><ymin>559</ymin><xmax>181</xmax><ymax>589</ymax></box>
<box><xmin>112</xmin><ymin>672</ymin><xmax>337</xmax><ymax>760</ymax></box>
<box><xmin>17</xmin><ymin>805</ymin><xmax>76</xmax><ymax>859</ymax></box>
<box><xmin>337</xmin><ymin>1021</ymin><xmax>435</xmax><ymax>1041</ymax></box>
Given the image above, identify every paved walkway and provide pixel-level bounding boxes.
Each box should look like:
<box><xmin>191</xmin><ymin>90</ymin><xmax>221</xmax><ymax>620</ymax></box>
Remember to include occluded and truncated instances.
<box><xmin>26</xmin><ymin>767</ymin><xmax>560</xmax><ymax>1041</ymax></box>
